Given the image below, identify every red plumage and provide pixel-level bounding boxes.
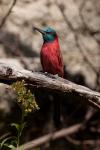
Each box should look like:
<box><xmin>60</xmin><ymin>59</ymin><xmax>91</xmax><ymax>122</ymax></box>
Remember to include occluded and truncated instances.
<box><xmin>40</xmin><ymin>37</ymin><xmax>64</xmax><ymax>77</ymax></box>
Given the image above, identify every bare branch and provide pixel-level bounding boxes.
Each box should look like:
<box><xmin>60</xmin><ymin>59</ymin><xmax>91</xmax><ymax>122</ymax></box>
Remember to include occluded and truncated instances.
<box><xmin>0</xmin><ymin>0</ymin><xmax>17</xmax><ymax>29</ymax></box>
<box><xmin>0</xmin><ymin>63</ymin><xmax>100</xmax><ymax>109</ymax></box>
<box><xmin>55</xmin><ymin>0</ymin><xmax>100</xmax><ymax>90</ymax></box>
<box><xmin>66</xmin><ymin>136</ymin><xmax>100</xmax><ymax>146</ymax></box>
<box><xmin>18</xmin><ymin>123</ymin><xmax>82</xmax><ymax>150</ymax></box>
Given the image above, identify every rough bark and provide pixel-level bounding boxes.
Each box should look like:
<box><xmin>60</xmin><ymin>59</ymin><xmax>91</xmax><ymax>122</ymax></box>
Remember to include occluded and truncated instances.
<box><xmin>0</xmin><ymin>63</ymin><xmax>100</xmax><ymax>109</ymax></box>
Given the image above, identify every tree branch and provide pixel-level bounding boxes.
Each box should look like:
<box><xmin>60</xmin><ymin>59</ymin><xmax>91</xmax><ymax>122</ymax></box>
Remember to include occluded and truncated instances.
<box><xmin>0</xmin><ymin>63</ymin><xmax>100</xmax><ymax>109</ymax></box>
<box><xmin>55</xmin><ymin>0</ymin><xmax>100</xmax><ymax>90</ymax></box>
<box><xmin>18</xmin><ymin>123</ymin><xmax>82</xmax><ymax>150</ymax></box>
<box><xmin>0</xmin><ymin>0</ymin><xmax>17</xmax><ymax>29</ymax></box>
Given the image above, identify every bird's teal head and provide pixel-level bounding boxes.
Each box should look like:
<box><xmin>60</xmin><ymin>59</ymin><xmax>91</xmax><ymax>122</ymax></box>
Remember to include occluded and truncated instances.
<box><xmin>33</xmin><ymin>27</ymin><xmax>57</xmax><ymax>43</ymax></box>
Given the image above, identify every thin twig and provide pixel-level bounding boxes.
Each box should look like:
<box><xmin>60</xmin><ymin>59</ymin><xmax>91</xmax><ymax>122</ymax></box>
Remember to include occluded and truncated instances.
<box><xmin>55</xmin><ymin>0</ymin><xmax>100</xmax><ymax>90</ymax></box>
<box><xmin>78</xmin><ymin>0</ymin><xmax>100</xmax><ymax>90</ymax></box>
<box><xmin>0</xmin><ymin>0</ymin><xmax>17</xmax><ymax>29</ymax></box>
<box><xmin>0</xmin><ymin>132</ymin><xmax>11</xmax><ymax>141</ymax></box>
<box><xmin>18</xmin><ymin>123</ymin><xmax>82</xmax><ymax>150</ymax></box>
<box><xmin>66</xmin><ymin>136</ymin><xmax>100</xmax><ymax>145</ymax></box>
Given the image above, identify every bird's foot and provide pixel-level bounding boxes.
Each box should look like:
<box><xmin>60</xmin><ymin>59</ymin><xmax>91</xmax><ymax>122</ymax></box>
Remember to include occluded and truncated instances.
<box><xmin>54</xmin><ymin>74</ymin><xmax>64</xmax><ymax>83</ymax></box>
<box><xmin>44</xmin><ymin>72</ymin><xmax>57</xmax><ymax>79</ymax></box>
<box><xmin>44</xmin><ymin>72</ymin><xmax>62</xmax><ymax>80</ymax></box>
<box><xmin>50</xmin><ymin>74</ymin><xmax>61</xmax><ymax>79</ymax></box>
<box><xmin>44</xmin><ymin>72</ymin><xmax>51</xmax><ymax>77</ymax></box>
<box><xmin>54</xmin><ymin>74</ymin><xmax>59</xmax><ymax>78</ymax></box>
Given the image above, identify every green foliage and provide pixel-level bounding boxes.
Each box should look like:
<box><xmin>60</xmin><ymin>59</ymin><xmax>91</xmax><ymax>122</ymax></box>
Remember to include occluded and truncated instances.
<box><xmin>0</xmin><ymin>136</ymin><xmax>16</xmax><ymax>149</ymax></box>
<box><xmin>11</xmin><ymin>122</ymin><xmax>26</xmax><ymax>137</ymax></box>
<box><xmin>0</xmin><ymin>80</ymin><xmax>40</xmax><ymax>149</ymax></box>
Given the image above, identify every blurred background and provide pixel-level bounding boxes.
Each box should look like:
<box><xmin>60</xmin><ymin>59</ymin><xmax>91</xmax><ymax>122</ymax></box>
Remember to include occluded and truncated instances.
<box><xmin>0</xmin><ymin>0</ymin><xmax>100</xmax><ymax>150</ymax></box>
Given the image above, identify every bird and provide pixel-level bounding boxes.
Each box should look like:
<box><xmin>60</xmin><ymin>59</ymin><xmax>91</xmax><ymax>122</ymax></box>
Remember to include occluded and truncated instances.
<box><xmin>33</xmin><ymin>26</ymin><xmax>64</xmax><ymax>78</ymax></box>
<box><xmin>33</xmin><ymin>26</ymin><xmax>64</xmax><ymax>128</ymax></box>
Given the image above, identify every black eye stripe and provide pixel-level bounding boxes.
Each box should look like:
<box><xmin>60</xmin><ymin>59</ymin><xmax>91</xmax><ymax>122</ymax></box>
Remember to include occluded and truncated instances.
<box><xmin>46</xmin><ymin>32</ymin><xmax>56</xmax><ymax>35</ymax></box>
<box><xmin>46</xmin><ymin>32</ymin><xmax>52</xmax><ymax>34</ymax></box>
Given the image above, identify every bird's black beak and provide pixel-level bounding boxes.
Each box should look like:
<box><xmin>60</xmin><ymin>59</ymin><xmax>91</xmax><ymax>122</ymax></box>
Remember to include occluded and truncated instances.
<box><xmin>33</xmin><ymin>27</ymin><xmax>46</xmax><ymax>35</ymax></box>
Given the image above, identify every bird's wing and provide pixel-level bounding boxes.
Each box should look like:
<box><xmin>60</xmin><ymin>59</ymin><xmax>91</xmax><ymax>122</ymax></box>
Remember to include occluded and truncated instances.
<box><xmin>41</xmin><ymin>44</ymin><xmax>64</xmax><ymax>77</ymax></box>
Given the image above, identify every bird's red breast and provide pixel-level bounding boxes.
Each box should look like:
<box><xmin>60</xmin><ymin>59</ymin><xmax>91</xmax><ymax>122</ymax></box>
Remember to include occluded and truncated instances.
<box><xmin>40</xmin><ymin>37</ymin><xmax>64</xmax><ymax>77</ymax></box>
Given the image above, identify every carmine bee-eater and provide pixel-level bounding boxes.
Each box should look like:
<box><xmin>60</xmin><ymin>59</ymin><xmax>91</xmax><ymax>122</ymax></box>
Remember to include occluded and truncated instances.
<box><xmin>33</xmin><ymin>27</ymin><xmax>64</xmax><ymax>77</ymax></box>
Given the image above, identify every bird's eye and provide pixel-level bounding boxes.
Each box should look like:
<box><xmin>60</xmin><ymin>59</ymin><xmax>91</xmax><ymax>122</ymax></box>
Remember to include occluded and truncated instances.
<box><xmin>46</xmin><ymin>32</ymin><xmax>56</xmax><ymax>36</ymax></box>
<box><xmin>46</xmin><ymin>32</ymin><xmax>51</xmax><ymax>34</ymax></box>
